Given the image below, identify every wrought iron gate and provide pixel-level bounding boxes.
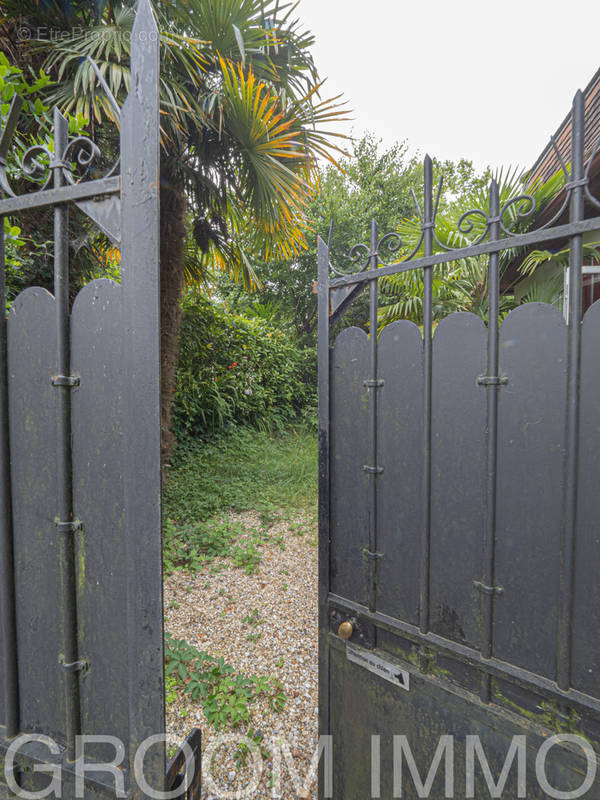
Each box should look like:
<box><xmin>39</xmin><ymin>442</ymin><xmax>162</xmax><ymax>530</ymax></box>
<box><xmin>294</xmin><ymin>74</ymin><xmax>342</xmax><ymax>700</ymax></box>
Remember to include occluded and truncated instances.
<box><xmin>0</xmin><ymin>2</ymin><xmax>199</xmax><ymax>797</ymax></box>
<box><xmin>318</xmin><ymin>90</ymin><xmax>600</xmax><ymax>798</ymax></box>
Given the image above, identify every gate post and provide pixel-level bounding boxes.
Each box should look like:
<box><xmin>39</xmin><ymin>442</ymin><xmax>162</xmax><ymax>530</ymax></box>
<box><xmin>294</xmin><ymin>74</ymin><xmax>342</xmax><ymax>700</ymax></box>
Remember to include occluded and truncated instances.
<box><xmin>317</xmin><ymin>235</ymin><xmax>331</xmax><ymax>794</ymax></box>
<box><xmin>0</xmin><ymin>102</ymin><xmax>20</xmax><ymax>740</ymax></box>
<box><xmin>120</xmin><ymin>0</ymin><xmax>165</xmax><ymax>794</ymax></box>
<box><xmin>557</xmin><ymin>90</ymin><xmax>586</xmax><ymax>692</ymax></box>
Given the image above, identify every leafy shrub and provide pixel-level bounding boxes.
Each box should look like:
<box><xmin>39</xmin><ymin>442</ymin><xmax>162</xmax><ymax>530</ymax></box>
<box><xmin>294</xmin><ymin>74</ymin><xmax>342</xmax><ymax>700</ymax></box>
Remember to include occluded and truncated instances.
<box><xmin>173</xmin><ymin>296</ymin><xmax>317</xmax><ymax>438</ymax></box>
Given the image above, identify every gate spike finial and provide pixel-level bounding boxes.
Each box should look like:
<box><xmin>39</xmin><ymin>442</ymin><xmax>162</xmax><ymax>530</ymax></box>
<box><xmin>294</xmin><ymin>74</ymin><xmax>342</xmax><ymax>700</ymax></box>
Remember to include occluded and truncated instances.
<box><xmin>424</xmin><ymin>154</ymin><xmax>433</xmax><ymax>178</ymax></box>
<box><xmin>86</xmin><ymin>56</ymin><xmax>121</xmax><ymax>120</ymax></box>
<box><xmin>0</xmin><ymin>95</ymin><xmax>23</xmax><ymax>161</ymax></box>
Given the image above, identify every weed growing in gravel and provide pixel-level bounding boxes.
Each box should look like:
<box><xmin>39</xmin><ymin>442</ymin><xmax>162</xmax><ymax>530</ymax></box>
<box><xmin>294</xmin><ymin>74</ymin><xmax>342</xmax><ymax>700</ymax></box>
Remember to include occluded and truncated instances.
<box><xmin>165</xmin><ymin>634</ymin><xmax>286</xmax><ymax>730</ymax></box>
<box><xmin>234</xmin><ymin>728</ymin><xmax>270</xmax><ymax>768</ymax></box>
<box><xmin>242</xmin><ymin>608</ymin><xmax>265</xmax><ymax>642</ymax></box>
<box><xmin>165</xmin><ymin>673</ymin><xmax>179</xmax><ymax>708</ymax></box>
<box><xmin>241</xmin><ymin>608</ymin><xmax>264</xmax><ymax>627</ymax></box>
<box><xmin>163</xmin><ymin>517</ymin><xmax>265</xmax><ymax>576</ymax></box>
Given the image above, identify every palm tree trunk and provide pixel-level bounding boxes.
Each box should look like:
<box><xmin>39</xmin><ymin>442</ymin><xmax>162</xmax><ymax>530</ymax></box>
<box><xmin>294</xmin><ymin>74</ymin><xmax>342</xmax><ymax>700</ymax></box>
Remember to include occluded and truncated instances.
<box><xmin>159</xmin><ymin>166</ymin><xmax>187</xmax><ymax>469</ymax></box>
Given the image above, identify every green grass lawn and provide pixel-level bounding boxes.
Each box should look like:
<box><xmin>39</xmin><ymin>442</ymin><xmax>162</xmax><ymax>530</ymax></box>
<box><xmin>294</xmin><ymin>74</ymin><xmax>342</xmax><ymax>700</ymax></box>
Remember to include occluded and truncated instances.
<box><xmin>163</xmin><ymin>426</ymin><xmax>318</xmax><ymax>526</ymax></box>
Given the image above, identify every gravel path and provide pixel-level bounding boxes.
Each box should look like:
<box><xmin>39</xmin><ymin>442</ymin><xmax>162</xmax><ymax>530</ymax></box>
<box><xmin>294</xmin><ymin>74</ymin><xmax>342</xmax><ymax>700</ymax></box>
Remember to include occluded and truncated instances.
<box><xmin>164</xmin><ymin>511</ymin><xmax>318</xmax><ymax>799</ymax></box>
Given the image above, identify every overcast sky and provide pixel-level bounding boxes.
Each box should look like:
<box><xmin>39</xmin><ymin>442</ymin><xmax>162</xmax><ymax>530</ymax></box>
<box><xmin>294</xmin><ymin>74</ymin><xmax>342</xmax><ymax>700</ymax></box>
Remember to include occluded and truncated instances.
<box><xmin>296</xmin><ymin>0</ymin><xmax>599</xmax><ymax>173</ymax></box>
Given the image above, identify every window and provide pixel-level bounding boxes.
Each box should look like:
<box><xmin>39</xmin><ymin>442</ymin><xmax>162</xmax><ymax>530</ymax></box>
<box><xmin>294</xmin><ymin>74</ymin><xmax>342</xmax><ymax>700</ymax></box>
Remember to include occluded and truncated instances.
<box><xmin>563</xmin><ymin>266</ymin><xmax>600</xmax><ymax>321</ymax></box>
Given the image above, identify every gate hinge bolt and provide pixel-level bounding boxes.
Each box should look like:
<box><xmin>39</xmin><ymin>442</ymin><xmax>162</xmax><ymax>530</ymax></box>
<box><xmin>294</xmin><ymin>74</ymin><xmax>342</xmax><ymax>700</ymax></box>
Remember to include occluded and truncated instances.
<box><xmin>362</xmin><ymin>547</ymin><xmax>384</xmax><ymax>561</ymax></box>
<box><xmin>477</xmin><ymin>375</ymin><xmax>508</xmax><ymax>387</ymax></box>
<box><xmin>55</xmin><ymin>519</ymin><xmax>83</xmax><ymax>534</ymax></box>
<box><xmin>51</xmin><ymin>374</ymin><xmax>80</xmax><ymax>388</ymax></box>
<box><xmin>474</xmin><ymin>580</ymin><xmax>504</xmax><ymax>596</ymax></box>
<box><xmin>363</xmin><ymin>465</ymin><xmax>384</xmax><ymax>474</ymax></box>
<box><xmin>363</xmin><ymin>379</ymin><xmax>384</xmax><ymax>389</ymax></box>
<box><xmin>59</xmin><ymin>656</ymin><xmax>89</xmax><ymax>674</ymax></box>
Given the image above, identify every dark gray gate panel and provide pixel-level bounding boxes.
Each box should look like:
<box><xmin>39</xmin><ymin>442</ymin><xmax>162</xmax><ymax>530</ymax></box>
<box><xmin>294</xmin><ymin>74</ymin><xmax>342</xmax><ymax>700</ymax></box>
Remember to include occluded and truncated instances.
<box><xmin>0</xmin><ymin>1</ymin><xmax>172</xmax><ymax>795</ymax></box>
<box><xmin>430</xmin><ymin>312</ymin><xmax>486</xmax><ymax>648</ymax></box>
<box><xmin>7</xmin><ymin>288</ymin><xmax>64</xmax><ymax>740</ymax></box>
<box><xmin>329</xmin><ymin>642</ymin><xmax>595</xmax><ymax>800</ymax></box>
<box><xmin>572</xmin><ymin>299</ymin><xmax>600</xmax><ymax>696</ymax></box>
<box><xmin>330</xmin><ymin>327</ymin><xmax>369</xmax><ymax>604</ymax></box>
<box><xmin>495</xmin><ymin>302</ymin><xmax>567</xmax><ymax>679</ymax></box>
<box><xmin>377</xmin><ymin>321</ymin><xmax>423</xmax><ymax>625</ymax></box>
<box><xmin>71</xmin><ymin>279</ymin><xmax>127</xmax><ymax>759</ymax></box>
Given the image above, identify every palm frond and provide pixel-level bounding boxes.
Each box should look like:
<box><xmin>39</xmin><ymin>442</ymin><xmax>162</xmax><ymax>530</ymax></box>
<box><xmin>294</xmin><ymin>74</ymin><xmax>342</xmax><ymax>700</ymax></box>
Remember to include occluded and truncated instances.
<box><xmin>519</xmin><ymin>241</ymin><xmax>600</xmax><ymax>277</ymax></box>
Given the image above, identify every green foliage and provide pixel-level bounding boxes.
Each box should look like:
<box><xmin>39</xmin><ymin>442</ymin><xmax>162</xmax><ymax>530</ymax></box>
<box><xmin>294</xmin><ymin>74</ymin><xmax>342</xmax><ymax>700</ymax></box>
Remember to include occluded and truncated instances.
<box><xmin>164</xmin><ymin>633</ymin><xmax>286</xmax><ymax>730</ymax></box>
<box><xmin>162</xmin><ymin>427</ymin><xmax>317</xmax><ymax>525</ymax></box>
<box><xmin>173</xmin><ymin>296</ymin><xmax>317</xmax><ymax>438</ymax></box>
<box><xmin>0</xmin><ymin>51</ymin><xmax>52</xmax><ymax>123</ymax></box>
<box><xmin>217</xmin><ymin>134</ymin><xmax>490</xmax><ymax>341</ymax></box>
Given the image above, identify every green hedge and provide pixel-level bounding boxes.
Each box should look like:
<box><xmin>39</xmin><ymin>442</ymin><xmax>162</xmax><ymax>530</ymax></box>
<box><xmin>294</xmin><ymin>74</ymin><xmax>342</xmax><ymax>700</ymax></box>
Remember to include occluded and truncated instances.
<box><xmin>173</xmin><ymin>297</ymin><xmax>317</xmax><ymax>438</ymax></box>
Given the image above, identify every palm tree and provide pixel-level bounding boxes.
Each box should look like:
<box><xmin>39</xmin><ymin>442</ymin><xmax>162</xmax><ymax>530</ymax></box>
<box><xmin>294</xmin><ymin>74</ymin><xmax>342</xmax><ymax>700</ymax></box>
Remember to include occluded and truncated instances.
<box><xmin>2</xmin><ymin>0</ymin><xmax>346</xmax><ymax>459</ymax></box>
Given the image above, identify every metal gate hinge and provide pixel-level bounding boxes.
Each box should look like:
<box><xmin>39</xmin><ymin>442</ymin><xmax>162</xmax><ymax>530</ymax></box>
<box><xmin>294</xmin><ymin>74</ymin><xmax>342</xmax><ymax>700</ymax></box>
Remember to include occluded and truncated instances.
<box><xmin>363</xmin><ymin>465</ymin><xmax>384</xmax><ymax>474</ymax></box>
<box><xmin>363</xmin><ymin>379</ymin><xmax>384</xmax><ymax>388</ymax></box>
<box><xmin>474</xmin><ymin>580</ymin><xmax>504</xmax><ymax>596</ymax></box>
<box><xmin>59</xmin><ymin>656</ymin><xmax>89</xmax><ymax>674</ymax></box>
<box><xmin>55</xmin><ymin>519</ymin><xmax>83</xmax><ymax>534</ymax></box>
<box><xmin>477</xmin><ymin>375</ymin><xmax>508</xmax><ymax>387</ymax></box>
<box><xmin>51</xmin><ymin>374</ymin><xmax>80</xmax><ymax>388</ymax></box>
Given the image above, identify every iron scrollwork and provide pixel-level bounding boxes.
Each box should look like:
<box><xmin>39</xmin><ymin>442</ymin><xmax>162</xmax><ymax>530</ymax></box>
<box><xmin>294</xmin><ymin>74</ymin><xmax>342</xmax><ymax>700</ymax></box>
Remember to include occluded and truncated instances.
<box><xmin>0</xmin><ymin>59</ymin><xmax>120</xmax><ymax>201</ymax></box>
<box><xmin>19</xmin><ymin>135</ymin><xmax>101</xmax><ymax>192</ymax></box>
<box><xmin>328</xmin><ymin>113</ymin><xmax>600</xmax><ymax>277</ymax></box>
<box><xmin>330</xmin><ymin>231</ymin><xmax>404</xmax><ymax>277</ymax></box>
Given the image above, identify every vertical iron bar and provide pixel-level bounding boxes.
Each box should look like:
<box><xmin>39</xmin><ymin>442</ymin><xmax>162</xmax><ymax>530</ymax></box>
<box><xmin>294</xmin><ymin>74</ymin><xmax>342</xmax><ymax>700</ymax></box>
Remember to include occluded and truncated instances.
<box><xmin>419</xmin><ymin>156</ymin><xmax>433</xmax><ymax>634</ymax></box>
<box><xmin>557</xmin><ymin>91</ymin><xmax>585</xmax><ymax>692</ymax></box>
<box><xmin>480</xmin><ymin>179</ymin><xmax>501</xmax><ymax>703</ymax></box>
<box><xmin>367</xmin><ymin>219</ymin><xmax>379</xmax><ymax>613</ymax></box>
<box><xmin>53</xmin><ymin>108</ymin><xmax>81</xmax><ymax>760</ymax></box>
<box><xmin>317</xmin><ymin>235</ymin><xmax>331</xmax><ymax>796</ymax></box>
<box><xmin>0</xmin><ymin>209</ymin><xmax>19</xmax><ymax>738</ymax></box>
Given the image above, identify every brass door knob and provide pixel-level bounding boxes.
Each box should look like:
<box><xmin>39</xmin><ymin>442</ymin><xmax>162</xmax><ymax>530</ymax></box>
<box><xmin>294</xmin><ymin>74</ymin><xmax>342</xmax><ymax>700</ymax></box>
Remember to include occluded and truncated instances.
<box><xmin>338</xmin><ymin>621</ymin><xmax>354</xmax><ymax>640</ymax></box>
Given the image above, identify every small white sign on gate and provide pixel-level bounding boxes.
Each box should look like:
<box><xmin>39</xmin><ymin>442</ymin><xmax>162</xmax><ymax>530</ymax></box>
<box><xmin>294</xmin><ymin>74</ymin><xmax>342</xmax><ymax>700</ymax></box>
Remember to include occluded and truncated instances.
<box><xmin>346</xmin><ymin>643</ymin><xmax>411</xmax><ymax>691</ymax></box>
